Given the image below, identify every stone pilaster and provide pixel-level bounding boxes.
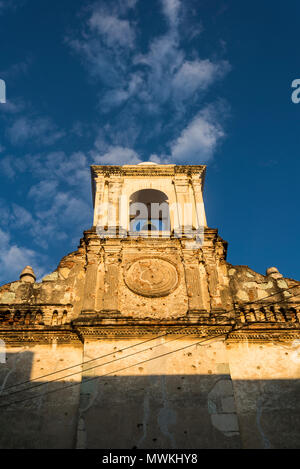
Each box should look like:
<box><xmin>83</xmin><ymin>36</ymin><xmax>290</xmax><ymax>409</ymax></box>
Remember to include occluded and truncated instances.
<box><xmin>107</xmin><ymin>177</ymin><xmax>126</xmax><ymax>236</ymax></box>
<box><xmin>191</xmin><ymin>174</ymin><xmax>207</xmax><ymax>228</ymax></box>
<box><xmin>181</xmin><ymin>241</ymin><xmax>210</xmax><ymax>316</ymax></box>
<box><xmin>174</xmin><ymin>176</ymin><xmax>193</xmax><ymax>236</ymax></box>
<box><xmin>102</xmin><ymin>242</ymin><xmax>122</xmax><ymax>314</ymax></box>
<box><xmin>81</xmin><ymin>234</ymin><xmax>101</xmax><ymax>314</ymax></box>
<box><xmin>93</xmin><ymin>178</ymin><xmax>106</xmax><ymax>227</ymax></box>
<box><xmin>202</xmin><ymin>232</ymin><xmax>225</xmax><ymax>311</ymax></box>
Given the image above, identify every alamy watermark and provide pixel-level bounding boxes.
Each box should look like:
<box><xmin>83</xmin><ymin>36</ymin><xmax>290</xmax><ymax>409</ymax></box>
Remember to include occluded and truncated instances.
<box><xmin>0</xmin><ymin>79</ymin><xmax>6</xmax><ymax>104</ymax></box>
<box><xmin>95</xmin><ymin>198</ymin><xmax>205</xmax><ymax>249</ymax></box>
<box><xmin>291</xmin><ymin>79</ymin><xmax>300</xmax><ymax>104</ymax></box>
<box><xmin>0</xmin><ymin>339</ymin><xmax>6</xmax><ymax>364</ymax></box>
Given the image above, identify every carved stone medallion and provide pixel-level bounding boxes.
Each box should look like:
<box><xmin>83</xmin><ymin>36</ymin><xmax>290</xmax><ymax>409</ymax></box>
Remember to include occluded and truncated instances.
<box><xmin>124</xmin><ymin>258</ymin><xmax>179</xmax><ymax>297</ymax></box>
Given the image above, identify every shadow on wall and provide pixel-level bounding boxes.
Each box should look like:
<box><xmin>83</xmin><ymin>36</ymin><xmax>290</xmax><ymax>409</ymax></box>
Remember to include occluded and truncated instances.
<box><xmin>0</xmin><ymin>352</ymin><xmax>300</xmax><ymax>449</ymax></box>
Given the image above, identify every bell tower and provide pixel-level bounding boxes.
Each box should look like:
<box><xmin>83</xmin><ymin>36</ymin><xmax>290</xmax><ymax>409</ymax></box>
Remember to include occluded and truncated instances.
<box><xmin>91</xmin><ymin>162</ymin><xmax>207</xmax><ymax>239</ymax></box>
<box><xmin>91</xmin><ymin>162</ymin><xmax>206</xmax><ymax>237</ymax></box>
<box><xmin>79</xmin><ymin>162</ymin><xmax>228</xmax><ymax>318</ymax></box>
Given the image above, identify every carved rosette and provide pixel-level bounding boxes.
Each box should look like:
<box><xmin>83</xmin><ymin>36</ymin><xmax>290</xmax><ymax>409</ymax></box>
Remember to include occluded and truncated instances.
<box><xmin>124</xmin><ymin>258</ymin><xmax>179</xmax><ymax>298</ymax></box>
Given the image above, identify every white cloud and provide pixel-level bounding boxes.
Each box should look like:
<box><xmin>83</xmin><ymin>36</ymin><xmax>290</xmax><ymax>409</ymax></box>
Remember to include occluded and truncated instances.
<box><xmin>0</xmin><ymin>58</ymin><xmax>31</xmax><ymax>81</ymax></box>
<box><xmin>0</xmin><ymin>149</ymin><xmax>92</xmax><ymax>250</ymax></box>
<box><xmin>67</xmin><ymin>37</ymin><xmax>121</xmax><ymax>85</ymax></box>
<box><xmin>66</xmin><ymin>1</ymin><xmax>138</xmax><ymax>85</ymax></box>
<box><xmin>67</xmin><ymin>0</ymin><xmax>229</xmax><ymax>140</ymax></box>
<box><xmin>105</xmin><ymin>0</ymin><xmax>138</xmax><ymax>15</ymax></box>
<box><xmin>101</xmin><ymin>88</ymin><xmax>130</xmax><ymax>110</ymax></box>
<box><xmin>36</xmin><ymin>151</ymin><xmax>89</xmax><ymax>188</ymax></box>
<box><xmin>136</xmin><ymin>33</ymin><xmax>182</xmax><ymax>81</ymax></box>
<box><xmin>0</xmin><ymin>229</ymin><xmax>10</xmax><ymax>246</ymax></box>
<box><xmin>89</xmin><ymin>12</ymin><xmax>135</xmax><ymax>48</ymax></box>
<box><xmin>170</xmin><ymin>107</ymin><xmax>225</xmax><ymax>163</ymax></box>
<box><xmin>172</xmin><ymin>59</ymin><xmax>230</xmax><ymax>100</ymax></box>
<box><xmin>35</xmin><ymin>191</ymin><xmax>90</xmax><ymax>226</ymax></box>
<box><xmin>161</xmin><ymin>0</ymin><xmax>181</xmax><ymax>27</ymax></box>
<box><xmin>0</xmin><ymin>98</ymin><xmax>25</xmax><ymax>114</ymax></box>
<box><xmin>131</xmin><ymin>34</ymin><xmax>184</xmax><ymax>111</ymax></box>
<box><xmin>11</xmin><ymin>204</ymin><xmax>34</xmax><ymax>228</ymax></box>
<box><xmin>93</xmin><ymin>146</ymin><xmax>142</xmax><ymax>165</ymax></box>
<box><xmin>122</xmin><ymin>0</ymin><xmax>138</xmax><ymax>9</ymax></box>
<box><xmin>0</xmin><ymin>156</ymin><xmax>16</xmax><ymax>178</ymax></box>
<box><xmin>149</xmin><ymin>153</ymin><xmax>170</xmax><ymax>164</ymax></box>
<box><xmin>0</xmin><ymin>228</ymin><xmax>45</xmax><ymax>284</ymax></box>
<box><xmin>67</xmin><ymin>0</ymin><xmax>230</xmax><ymax>162</ymax></box>
<box><xmin>9</xmin><ymin>189</ymin><xmax>91</xmax><ymax>250</ymax></box>
<box><xmin>0</xmin><ymin>0</ymin><xmax>25</xmax><ymax>15</ymax></box>
<box><xmin>101</xmin><ymin>73</ymin><xmax>143</xmax><ymax>111</ymax></box>
<box><xmin>7</xmin><ymin>116</ymin><xmax>65</xmax><ymax>146</ymax></box>
<box><xmin>2</xmin><ymin>150</ymin><xmax>89</xmax><ymax>189</ymax></box>
<box><xmin>28</xmin><ymin>180</ymin><xmax>58</xmax><ymax>201</ymax></box>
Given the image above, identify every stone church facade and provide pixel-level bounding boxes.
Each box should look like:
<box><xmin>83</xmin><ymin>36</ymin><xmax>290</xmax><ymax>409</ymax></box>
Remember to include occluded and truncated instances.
<box><xmin>0</xmin><ymin>162</ymin><xmax>299</xmax><ymax>449</ymax></box>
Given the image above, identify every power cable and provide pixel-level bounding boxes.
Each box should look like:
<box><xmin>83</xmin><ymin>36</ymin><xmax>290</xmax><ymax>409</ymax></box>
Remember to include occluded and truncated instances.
<box><xmin>1</xmin><ymin>289</ymin><xmax>299</xmax><ymax>408</ymax></box>
<box><xmin>1</xmin><ymin>282</ymin><xmax>299</xmax><ymax>395</ymax></box>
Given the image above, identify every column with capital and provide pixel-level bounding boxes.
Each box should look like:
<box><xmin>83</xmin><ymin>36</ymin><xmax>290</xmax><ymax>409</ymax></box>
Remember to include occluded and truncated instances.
<box><xmin>203</xmin><ymin>245</ymin><xmax>224</xmax><ymax>311</ymax></box>
<box><xmin>81</xmin><ymin>234</ymin><xmax>102</xmax><ymax>314</ymax></box>
<box><xmin>181</xmin><ymin>243</ymin><xmax>211</xmax><ymax>316</ymax></box>
<box><xmin>102</xmin><ymin>243</ymin><xmax>122</xmax><ymax>314</ymax></box>
<box><xmin>94</xmin><ymin>177</ymin><xmax>108</xmax><ymax>236</ymax></box>
<box><xmin>107</xmin><ymin>177</ymin><xmax>126</xmax><ymax>237</ymax></box>
<box><xmin>191</xmin><ymin>175</ymin><xmax>207</xmax><ymax>229</ymax></box>
<box><xmin>191</xmin><ymin>175</ymin><xmax>206</xmax><ymax>247</ymax></box>
<box><xmin>173</xmin><ymin>177</ymin><xmax>193</xmax><ymax>237</ymax></box>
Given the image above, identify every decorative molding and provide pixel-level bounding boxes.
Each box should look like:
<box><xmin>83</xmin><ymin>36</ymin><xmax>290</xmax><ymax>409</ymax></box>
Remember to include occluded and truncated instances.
<box><xmin>0</xmin><ymin>328</ymin><xmax>82</xmax><ymax>345</ymax></box>
<box><xmin>91</xmin><ymin>165</ymin><xmax>206</xmax><ymax>179</ymax></box>
<box><xmin>123</xmin><ymin>257</ymin><xmax>179</xmax><ymax>297</ymax></box>
<box><xmin>0</xmin><ymin>319</ymin><xmax>300</xmax><ymax>344</ymax></box>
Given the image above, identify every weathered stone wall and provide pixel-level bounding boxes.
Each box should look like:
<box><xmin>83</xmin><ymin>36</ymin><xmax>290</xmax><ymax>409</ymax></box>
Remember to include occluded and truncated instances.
<box><xmin>1</xmin><ymin>337</ymin><xmax>300</xmax><ymax>449</ymax></box>
<box><xmin>0</xmin><ymin>344</ymin><xmax>82</xmax><ymax>449</ymax></box>
<box><xmin>228</xmin><ymin>341</ymin><xmax>300</xmax><ymax>449</ymax></box>
<box><xmin>1</xmin><ymin>227</ymin><xmax>298</xmax><ymax>324</ymax></box>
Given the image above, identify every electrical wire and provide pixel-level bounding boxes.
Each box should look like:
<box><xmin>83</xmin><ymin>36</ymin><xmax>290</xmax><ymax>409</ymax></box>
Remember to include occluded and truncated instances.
<box><xmin>1</xmin><ymin>282</ymin><xmax>299</xmax><ymax>395</ymax></box>
<box><xmin>1</xmin><ymin>288</ymin><xmax>299</xmax><ymax>408</ymax></box>
<box><xmin>0</xmin><ymin>326</ymin><xmax>240</xmax><ymax>408</ymax></box>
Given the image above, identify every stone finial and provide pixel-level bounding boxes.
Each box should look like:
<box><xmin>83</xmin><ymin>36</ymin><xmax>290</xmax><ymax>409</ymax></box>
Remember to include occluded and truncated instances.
<box><xmin>20</xmin><ymin>266</ymin><xmax>36</xmax><ymax>283</ymax></box>
<box><xmin>266</xmin><ymin>267</ymin><xmax>283</xmax><ymax>279</ymax></box>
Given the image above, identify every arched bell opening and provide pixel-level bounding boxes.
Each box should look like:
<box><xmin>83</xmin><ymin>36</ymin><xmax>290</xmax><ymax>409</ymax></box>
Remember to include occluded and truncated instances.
<box><xmin>129</xmin><ymin>189</ymin><xmax>170</xmax><ymax>233</ymax></box>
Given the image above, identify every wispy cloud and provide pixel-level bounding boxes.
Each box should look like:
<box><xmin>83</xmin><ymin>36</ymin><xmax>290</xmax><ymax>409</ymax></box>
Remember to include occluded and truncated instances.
<box><xmin>93</xmin><ymin>146</ymin><xmax>142</xmax><ymax>165</ymax></box>
<box><xmin>0</xmin><ymin>149</ymin><xmax>92</xmax><ymax>251</ymax></box>
<box><xmin>170</xmin><ymin>105</ymin><xmax>225</xmax><ymax>162</ymax></box>
<box><xmin>172</xmin><ymin>59</ymin><xmax>230</xmax><ymax>102</ymax></box>
<box><xmin>89</xmin><ymin>11</ymin><xmax>136</xmax><ymax>48</ymax></box>
<box><xmin>7</xmin><ymin>115</ymin><xmax>65</xmax><ymax>146</ymax></box>
<box><xmin>66</xmin><ymin>1</ymin><xmax>137</xmax><ymax>85</ymax></box>
<box><xmin>161</xmin><ymin>0</ymin><xmax>181</xmax><ymax>28</ymax></box>
<box><xmin>0</xmin><ymin>0</ymin><xmax>26</xmax><ymax>16</ymax></box>
<box><xmin>67</xmin><ymin>0</ymin><xmax>230</xmax><ymax>162</ymax></box>
<box><xmin>0</xmin><ymin>98</ymin><xmax>25</xmax><ymax>114</ymax></box>
<box><xmin>0</xmin><ymin>228</ymin><xmax>45</xmax><ymax>284</ymax></box>
<box><xmin>0</xmin><ymin>57</ymin><xmax>32</xmax><ymax>81</ymax></box>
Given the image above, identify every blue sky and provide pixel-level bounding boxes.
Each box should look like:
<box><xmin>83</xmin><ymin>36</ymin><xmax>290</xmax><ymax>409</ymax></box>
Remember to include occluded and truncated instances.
<box><xmin>0</xmin><ymin>0</ymin><xmax>299</xmax><ymax>284</ymax></box>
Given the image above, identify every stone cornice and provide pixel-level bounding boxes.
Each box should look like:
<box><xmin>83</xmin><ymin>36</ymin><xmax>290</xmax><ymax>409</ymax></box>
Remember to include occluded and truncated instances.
<box><xmin>82</xmin><ymin>227</ymin><xmax>225</xmax><ymax>246</ymax></box>
<box><xmin>0</xmin><ymin>327</ymin><xmax>82</xmax><ymax>345</ymax></box>
<box><xmin>0</xmin><ymin>303</ymin><xmax>73</xmax><ymax>309</ymax></box>
<box><xmin>91</xmin><ymin>164</ymin><xmax>206</xmax><ymax>179</ymax></box>
<box><xmin>227</xmin><ymin>328</ymin><xmax>300</xmax><ymax>342</ymax></box>
<box><xmin>1</xmin><ymin>322</ymin><xmax>300</xmax><ymax>344</ymax></box>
